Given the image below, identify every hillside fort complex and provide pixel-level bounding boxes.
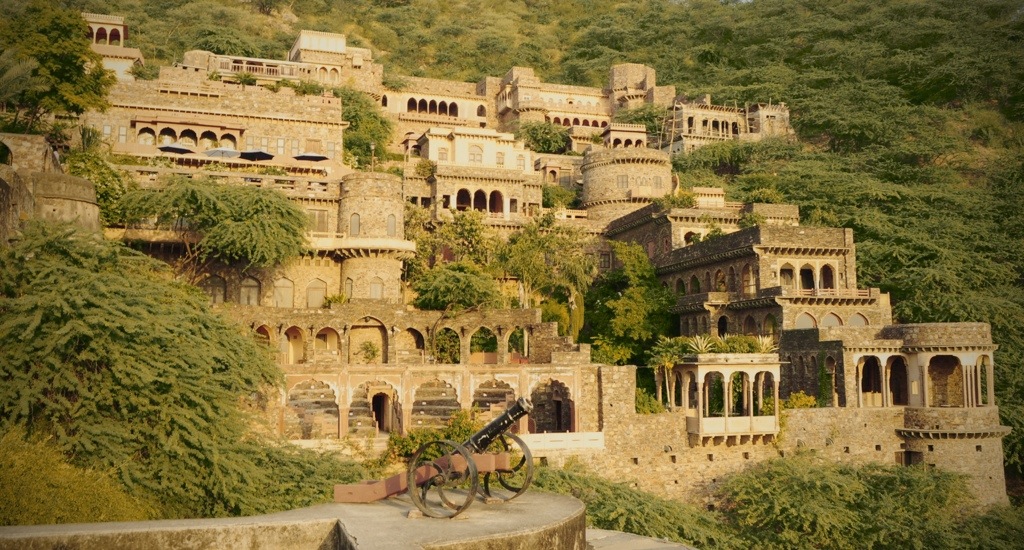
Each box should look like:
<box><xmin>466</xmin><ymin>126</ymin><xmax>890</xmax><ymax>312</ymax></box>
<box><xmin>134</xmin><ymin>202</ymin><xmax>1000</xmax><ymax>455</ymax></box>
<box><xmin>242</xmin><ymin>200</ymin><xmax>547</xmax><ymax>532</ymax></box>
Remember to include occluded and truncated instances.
<box><xmin>1</xmin><ymin>16</ymin><xmax>1009</xmax><ymax>508</ymax></box>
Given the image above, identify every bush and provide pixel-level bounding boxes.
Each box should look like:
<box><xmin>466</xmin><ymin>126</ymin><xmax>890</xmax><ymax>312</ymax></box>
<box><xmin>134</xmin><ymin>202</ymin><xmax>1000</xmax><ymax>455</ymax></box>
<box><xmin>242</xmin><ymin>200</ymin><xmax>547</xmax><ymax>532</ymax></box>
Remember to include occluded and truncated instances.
<box><xmin>782</xmin><ymin>390</ymin><xmax>818</xmax><ymax>409</ymax></box>
<box><xmin>0</xmin><ymin>429</ymin><xmax>157</xmax><ymax>525</ymax></box>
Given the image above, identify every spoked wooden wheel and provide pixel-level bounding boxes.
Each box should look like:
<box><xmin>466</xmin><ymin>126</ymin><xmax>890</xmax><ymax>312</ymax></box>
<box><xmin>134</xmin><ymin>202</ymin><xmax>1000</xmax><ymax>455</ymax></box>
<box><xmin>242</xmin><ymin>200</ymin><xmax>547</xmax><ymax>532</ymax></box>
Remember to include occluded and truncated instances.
<box><xmin>483</xmin><ymin>433</ymin><xmax>534</xmax><ymax>501</ymax></box>
<box><xmin>407</xmin><ymin>440</ymin><xmax>479</xmax><ymax>518</ymax></box>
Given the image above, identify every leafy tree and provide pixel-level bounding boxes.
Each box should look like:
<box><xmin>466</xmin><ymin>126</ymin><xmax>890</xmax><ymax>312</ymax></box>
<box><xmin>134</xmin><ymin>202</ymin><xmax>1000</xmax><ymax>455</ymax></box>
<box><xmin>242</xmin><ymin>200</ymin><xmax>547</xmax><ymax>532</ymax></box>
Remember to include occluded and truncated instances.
<box><xmin>191</xmin><ymin>25</ymin><xmax>260</xmax><ymax>57</ymax></box>
<box><xmin>542</xmin><ymin>184</ymin><xmax>577</xmax><ymax>208</ymax></box>
<box><xmin>411</xmin><ymin>261</ymin><xmax>500</xmax><ymax>312</ymax></box>
<box><xmin>331</xmin><ymin>86</ymin><xmax>394</xmax><ymax>168</ymax></box>
<box><xmin>647</xmin><ymin>336</ymin><xmax>689</xmax><ymax>408</ymax></box>
<box><xmin>432</xmin><ymin>209</ymin><xmax>499</xmax><ymax>267</ymax></box>
<box><xmin>0</xmin><ymin>1</ymin><xmax>114</xmax><ymax>133</ymax></box>
<box><xmin>63</xmin><ymin>149</ymin><xmax>133</xmax><ymax>226</ymax></box>
<box><xmin>0</xmin><ymin>222</ymin><xmax>364</xmax><ymax>518</ymax></box>
<box><xmin>652</xmin><ymin>189</ymin><xmax>697</xmax><ymax>210</ymax></box>
<box><xmin>718</xmin><ymin>453</ymin><xmax>972</xmax><ymax>549</ymax></box>
<box><xmin>0</xmin><ymin>48</ymin><xmax>46</xmax><ymax>117</ymax></box>
<box><xmin>516</xmin><ymin>121</ymin><xmax>569</xmax><ymax>153</ymax></box>
<box><xmin>583</xmin><ymin>241</ymin><xmax>674</xmax><ymax>364</ymax></box>
<box><xmin>612</xmin><ymin>104</ymin><xmax>667</xmax><ymax>138</ymax></box>
<box><xmin>497</xmin><ymin>214</ymin><xmax>596</xmax><ymax>339</ymax></box>
<box><xmin>119</xmin><ymin>176</ymin><xmax>308</xmax><ymax>282</ymax></box>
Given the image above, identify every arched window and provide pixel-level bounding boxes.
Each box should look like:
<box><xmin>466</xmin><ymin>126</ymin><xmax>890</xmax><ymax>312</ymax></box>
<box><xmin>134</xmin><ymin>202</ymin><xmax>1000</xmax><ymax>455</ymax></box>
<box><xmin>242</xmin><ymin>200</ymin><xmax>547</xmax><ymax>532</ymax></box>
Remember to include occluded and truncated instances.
<box><xmin>240</xmin><ymin>277</ymin><xmax>261</xmax><ymax>305</ymax></box>
<box><xmin>449</xmin><ymin>103</ymin><xmax>459</xmax><ymax>117</ymax></box>
<box><xmin>496</xmin><ymin>152</ymin><xmax>505</xmax><ymax>166</ymax></box>
<box><xmin>407</xmin><ymin>98</ymin><xmax>417</xmax><ymax>112</ymax></box>
<box><xmin>456</xmin><ymin>189</ymin><xmax>471</xmax><ymax>210</ymax></box>
<box><xmin>428</xmin><ymin>99</ymin><xmax>437</xmax><ymax>114</ymax></box>
<box><xmin>306</xmin><ymin>278</ymin><xmax>327</xmax><ymax>308</ymax></box>
<box><xmin>799</xmin><ymin>264</ymin><xmax>815</xmax><ymax>290</ymax></box>
<box><xmin>344</xmin><ymin>278</ymin><xmax>353</xmax><ymax>299</ymax></box>
<box><xmin>381</xmin><ymin>95</ymin><xmax>388</xmax><ymax>107</ymax></box>
<box><xmin>489</xmin><ymin>190</ymin><xmax>503</xmax><ymax>214</ymax></box>
<box><xmin>418</xmin><ymin>99</ymin><xmax>427</xmax><ymax>112</ymax></box>
<box><xmin>820</xmin><ymin>312</ymin><xmax>842</xmax><ymax>327</ymax></box>
<box><xmin>469</xmin><ymin>145</ymin><xmax>483</xmax><ymax>164</ymax></box>
<box><xmin>274</xmin><ymin>278</ymin><xmax>294</xmax><ymax>308</ymax></box>
<box><xmin>779</xmin><ymin>264</ymin><xmax>795</xmax><ymax>287</ymax></box>
<box><xmin>689</xmin><ymin>275</ymin><xmax>701</xmax><ymax>293</ymax></box>
<box><xmin>387</xmin><ymin>214</ymin><xmax>397</xmax><ymax>237</ymax></box>
<box><xmin>675</xmin><ymin>279</ymin><xmax>685</xmax><ymax>294</ymax></box>
<box><xmin>717</xmin><ymin>316</ymin><xmax>728</xmax><ymax>337</ymax></box>
<box><xmin>439</xmin><ymin>101</ymin><xmax>448</xmax><ymax>116</ymax></box>
<box><xmin>848</xmin><ymin>313</ymin><xmax>869</xmax><ymax>326</ymax></box>
<box><xmin>820</xmin><ymin>265</ymin><xmax>836</xmax><ymax>289</ymax></box>
<box><xmin>438</xmin><ymin>147</ymin><xmax>448</xmax><ymax>162</ymax></box>
<box><xmin>158</xmin><ymin>128</ymin><xmax>177</xmax><ymax>145</ymax></box>
<box><xmin>516</xmin><ymin>155</ymin><xmax>526</xmax><ymax>170</ymax></box>
<box><xmin>795</xmin><ymin>312</ymin><xmax>816</xmax><ymax>329</ymax></box>
<box><xmin>369</xmin><ymin>277</ymin><xmax>384</xmax><ymax>300</ymax></box>
<box><xmin>477</xmin><ymin>105</ymin><xmax>486</xmax><ymax>117</ymax></box>
<box><xmin>219</xmin><ymin>134</ymin><xmax>236</xmax><ymax>149</ymax></box>
<box><xmin>473</xmin><ymin>190</ymin><xmax>487</xmax><ymax>211</ymax></box>
<box><xmin>350</xmin><ymin>213</ymin><xmax>360</xmax><ymax>236</ymax></box>
<box><xmin>136</xmin><ymin>128</ymin><xmax>156</xmax><ymax>145</ymax></box>
<box><xmin>199</xmin><ymin>275</ymin><xmax>226</xmax><ymax>304</ymax></box>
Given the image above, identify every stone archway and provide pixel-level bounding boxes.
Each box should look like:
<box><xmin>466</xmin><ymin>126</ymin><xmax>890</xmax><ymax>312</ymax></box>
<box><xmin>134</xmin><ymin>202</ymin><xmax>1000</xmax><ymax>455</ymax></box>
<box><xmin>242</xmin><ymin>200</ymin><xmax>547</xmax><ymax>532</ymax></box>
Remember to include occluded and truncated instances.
<box><xmin>350</xmin><ymin>380</ymin><xmax>400</xmax><ymax>435</ymax></box>
<box><xmin>531</xmin><ymin>379</ymin><xmax>574</xmax><ymax>433</ymax></box>
<box><xmin>349</xmin><ymin>317</ymin><xmax>387</xmax><ymax>364</ymax></box>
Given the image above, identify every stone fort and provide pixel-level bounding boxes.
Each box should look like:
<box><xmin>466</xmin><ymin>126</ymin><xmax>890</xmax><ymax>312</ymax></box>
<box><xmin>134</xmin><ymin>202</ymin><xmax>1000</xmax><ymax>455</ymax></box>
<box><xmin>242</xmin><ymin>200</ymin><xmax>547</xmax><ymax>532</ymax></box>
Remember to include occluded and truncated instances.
<box><xmin>1</xmin><ymin>14</ymin><xmax>1009</xmax><ymax>508</ymax></box>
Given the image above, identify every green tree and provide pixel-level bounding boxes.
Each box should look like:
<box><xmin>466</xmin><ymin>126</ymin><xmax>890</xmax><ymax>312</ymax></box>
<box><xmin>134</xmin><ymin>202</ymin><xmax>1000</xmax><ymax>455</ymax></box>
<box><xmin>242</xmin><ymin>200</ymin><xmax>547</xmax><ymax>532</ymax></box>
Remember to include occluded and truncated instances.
<box><xmin>63</xmin><ymin>149</ymin><xmax>133</xmax><ymax>226</ymax></box>
<box><xmin>583</xmin><ymin>241</ymin><xmax>674</xmax><ymax>365</ymax></box>
<box><xmin>411</xmin><ymin>261</ymin><xmax>500</xmax><ymax>312</ymax></box>
<box><xmin>331</xmin><ymin>86</ymin><xmax>394</xmax><ymax>168</ymax></box>
<box><xmin>647</xmin><ymin>336</ymin><xmax>689</xmax><ymax>409</ymax></box>
<box><xmin>542</xmin><ymin>184</ymin><xmax>578</xmax><ymax>208</ymax></box>
<box><xmin>0</xmin><ymin>1</ymin><xmax>115</xmax><ymax>133</ymax></box>
<box><xmin>0</xmin><ymin>222</ymin><xmax>364</xmax><ymax>518</ymax></box>
<box><xmin>119</xmin><ymin>176</ymin><xmax>308</xmax><ymax>282</ymax></box>
<box><xmin>516</xmin><ymin>121</ymin><xmax>569</xmax><ymax>153</ymax></box>
<box><xmin>497</xmin><ymin>214</ymin><xmax>596</xmax><ymax>339</ymax></box>
<box><xmin>612</xmin><ymin>104</ymin><xmax>667</xmax><ymax>139</ymax></box>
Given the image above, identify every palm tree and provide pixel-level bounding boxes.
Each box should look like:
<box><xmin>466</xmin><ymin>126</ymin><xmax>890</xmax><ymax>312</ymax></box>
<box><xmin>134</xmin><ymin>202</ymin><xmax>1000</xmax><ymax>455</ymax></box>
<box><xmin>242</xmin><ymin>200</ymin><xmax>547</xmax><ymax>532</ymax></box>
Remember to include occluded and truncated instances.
<box><xmin>648</xmin><ymin>336</ymin><xmax>688</xmax><ymax>409</ymax></box>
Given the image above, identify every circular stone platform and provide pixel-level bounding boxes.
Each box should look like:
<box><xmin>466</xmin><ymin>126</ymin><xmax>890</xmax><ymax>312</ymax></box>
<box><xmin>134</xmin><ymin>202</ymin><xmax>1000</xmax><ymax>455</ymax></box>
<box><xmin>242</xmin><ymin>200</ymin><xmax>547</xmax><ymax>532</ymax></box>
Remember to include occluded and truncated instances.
<box><xmin>0</xmin><ymin>492</ymin><xmax>586</xmax><ymax>550</ymax></box>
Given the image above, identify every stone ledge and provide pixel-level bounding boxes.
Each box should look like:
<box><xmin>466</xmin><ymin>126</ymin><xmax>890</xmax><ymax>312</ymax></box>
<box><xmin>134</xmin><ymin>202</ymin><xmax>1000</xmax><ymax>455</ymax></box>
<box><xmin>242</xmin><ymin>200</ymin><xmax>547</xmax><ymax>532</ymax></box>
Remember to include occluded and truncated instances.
<box><xmin>0</xmin><ymin>493</ymin><xmax>585</xmax><ymax>550</ymax></box>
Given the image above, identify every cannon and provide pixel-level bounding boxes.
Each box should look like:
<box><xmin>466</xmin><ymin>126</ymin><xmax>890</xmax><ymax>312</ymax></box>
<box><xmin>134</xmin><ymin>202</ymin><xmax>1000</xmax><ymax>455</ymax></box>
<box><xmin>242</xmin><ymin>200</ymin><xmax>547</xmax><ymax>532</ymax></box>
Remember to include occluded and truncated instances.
<box><xmin>334</xmin><ymin>397</ymin><xmax>535</xmax><ymax>518</ymax></box>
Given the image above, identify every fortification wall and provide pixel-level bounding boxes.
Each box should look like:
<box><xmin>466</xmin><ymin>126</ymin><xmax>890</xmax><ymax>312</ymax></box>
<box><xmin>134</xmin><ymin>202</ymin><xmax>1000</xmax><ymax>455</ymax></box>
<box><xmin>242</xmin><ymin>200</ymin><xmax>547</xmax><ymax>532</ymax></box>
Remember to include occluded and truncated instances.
<box><xmin>28</xmin><ymin>173</ymin><xmax>101</xmax><ymax>232</ymax></box>
<box><xmin>575</xmin><ymin>365</ymin><xmax>1008</xmax><ymax>506</ymax></box>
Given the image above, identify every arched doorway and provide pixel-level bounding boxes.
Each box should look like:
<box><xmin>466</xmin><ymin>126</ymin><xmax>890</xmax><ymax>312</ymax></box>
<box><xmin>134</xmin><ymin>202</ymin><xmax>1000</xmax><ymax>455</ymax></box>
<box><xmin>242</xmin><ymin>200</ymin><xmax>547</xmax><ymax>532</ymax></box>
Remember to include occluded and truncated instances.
<box><xmin>284</xmin><ymin>326</ymin><xmax>305</xmax><ymax>364</ymax></box>
<box><xmin>469</xmin><ymin>326</ymin><xmax>498</xmax><ymax>364</ymax></box>
<box><xmin>888</xmin><ymin>356</ymin><xmax>909</xmax><ymax>406</ymax></box>
<box><xmin>531</xmin><ymin>380</ymin><xmax>574</xmax><ymax>433</ymax></box>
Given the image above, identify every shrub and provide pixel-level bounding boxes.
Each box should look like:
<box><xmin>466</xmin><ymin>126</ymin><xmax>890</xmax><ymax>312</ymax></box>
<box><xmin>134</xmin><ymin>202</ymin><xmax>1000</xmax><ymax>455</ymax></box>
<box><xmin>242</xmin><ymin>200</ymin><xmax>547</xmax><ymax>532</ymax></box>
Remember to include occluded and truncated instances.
<box><xmin>0</xmin><ymin>429</ymin><xmax>157</xmax><ymax>525</ymax></box>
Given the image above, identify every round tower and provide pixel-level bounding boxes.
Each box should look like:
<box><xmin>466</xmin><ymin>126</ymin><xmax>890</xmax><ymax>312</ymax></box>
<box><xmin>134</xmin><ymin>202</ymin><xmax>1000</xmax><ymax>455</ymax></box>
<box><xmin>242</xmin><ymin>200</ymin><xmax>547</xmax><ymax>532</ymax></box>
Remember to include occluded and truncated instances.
<box><xmin>580</xmin><ymin>148</ymin><xmax>672</xmax><ymax>223</ymax></box>
<box><xmin>337</xmin><ymin>172</ymin><xmax>415</xmax><ymax>303</ymax></box>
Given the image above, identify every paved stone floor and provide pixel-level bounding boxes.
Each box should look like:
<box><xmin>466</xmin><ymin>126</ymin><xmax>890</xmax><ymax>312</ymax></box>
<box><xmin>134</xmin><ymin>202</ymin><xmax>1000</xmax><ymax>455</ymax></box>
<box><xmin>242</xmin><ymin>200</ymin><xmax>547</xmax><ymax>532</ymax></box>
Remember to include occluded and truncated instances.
<box><xmin>586</xmin><ymin>529</ymin><xmax>697</xmax><ymax>550</ymax></box>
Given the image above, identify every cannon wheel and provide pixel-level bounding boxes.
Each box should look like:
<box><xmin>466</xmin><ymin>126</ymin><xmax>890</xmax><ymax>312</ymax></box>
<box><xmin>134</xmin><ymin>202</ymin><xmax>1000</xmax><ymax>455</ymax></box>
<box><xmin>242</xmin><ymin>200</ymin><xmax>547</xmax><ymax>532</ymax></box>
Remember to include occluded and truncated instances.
<box><xmin>408</xmin><ymin>440</ymin><xmax>479</xmax><ymax>518</ymax></box>
<box><xmin>483</xmin><ymin>433</ymin><xmax>533</xmax><ymax>501</ymax></box>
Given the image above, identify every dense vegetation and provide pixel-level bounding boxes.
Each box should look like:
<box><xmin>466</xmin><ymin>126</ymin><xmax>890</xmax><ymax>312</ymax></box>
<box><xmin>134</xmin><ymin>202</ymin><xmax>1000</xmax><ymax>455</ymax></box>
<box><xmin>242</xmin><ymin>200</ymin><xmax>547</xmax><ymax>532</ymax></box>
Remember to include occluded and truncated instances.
<box><xmin>0</xmin><ymin>223</ymin><xmax>365</xmax><ymax>521</ymax></box>
<box><xmin>535</xmin><ymin>456</ymin><xmax>1024</xmax><ymax>549</ymax></box>
<box><xmin>3</xmin><ymin>0</ymin><xmax>1024</xmax><ymax>532</ymax></box>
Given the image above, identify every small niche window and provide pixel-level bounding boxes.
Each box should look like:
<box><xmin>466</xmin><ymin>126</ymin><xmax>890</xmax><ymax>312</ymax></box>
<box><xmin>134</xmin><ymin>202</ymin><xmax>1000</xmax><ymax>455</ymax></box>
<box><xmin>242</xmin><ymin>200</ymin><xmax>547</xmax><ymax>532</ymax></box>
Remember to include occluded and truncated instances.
<box><xmin>349</xmin><ymin>213</ymin><xmax>360</xmax><ymax>236</ymax></box>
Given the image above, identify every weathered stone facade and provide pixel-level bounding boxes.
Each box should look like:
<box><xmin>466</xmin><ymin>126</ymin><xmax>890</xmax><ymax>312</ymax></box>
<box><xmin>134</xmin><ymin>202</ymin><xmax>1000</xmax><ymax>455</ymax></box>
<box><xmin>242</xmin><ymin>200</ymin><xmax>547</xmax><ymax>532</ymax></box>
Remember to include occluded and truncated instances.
<box><xmin>64</xmin><ymin>13</ymin><xmax>1011</xmax><ymax>509</ymax></box>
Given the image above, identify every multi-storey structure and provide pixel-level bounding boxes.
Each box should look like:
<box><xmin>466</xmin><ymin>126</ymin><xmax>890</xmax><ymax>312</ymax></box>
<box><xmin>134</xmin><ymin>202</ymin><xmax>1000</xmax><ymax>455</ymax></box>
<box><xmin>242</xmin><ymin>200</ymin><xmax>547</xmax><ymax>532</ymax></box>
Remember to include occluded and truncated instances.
<box><xmin>39</xmin><ymin>14</ymin><xmax>1010</xmax><ymax>507</ymax></box>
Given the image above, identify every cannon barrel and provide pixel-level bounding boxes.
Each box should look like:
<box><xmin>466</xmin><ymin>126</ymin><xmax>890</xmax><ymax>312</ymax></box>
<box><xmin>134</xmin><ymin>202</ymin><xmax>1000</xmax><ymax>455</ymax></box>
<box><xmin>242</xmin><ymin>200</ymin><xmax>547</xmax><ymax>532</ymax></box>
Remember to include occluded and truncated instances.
<box><xmin>463</xmin><ymin>397</ymin><xmax>533</xmax><ymax>453</ymax></box>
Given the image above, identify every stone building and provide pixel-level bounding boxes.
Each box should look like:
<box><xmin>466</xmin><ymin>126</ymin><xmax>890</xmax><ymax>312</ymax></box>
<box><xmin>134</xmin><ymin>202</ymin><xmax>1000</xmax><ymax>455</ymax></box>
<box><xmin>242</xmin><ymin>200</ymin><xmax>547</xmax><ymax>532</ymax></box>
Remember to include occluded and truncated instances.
<box><xmin>83</xmin><ymin>13</ymin><xmax>144</xmax><ymax>81</ymax></box>
<box><xmin>0</xmin><ymin>133</ymin><xmax>100</xmax><ymax>241</ymax></box>
<box><xmin>67</xmin><ymin>13</ymin><xmax>1010</xmax><ymax>508</ymax></box>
